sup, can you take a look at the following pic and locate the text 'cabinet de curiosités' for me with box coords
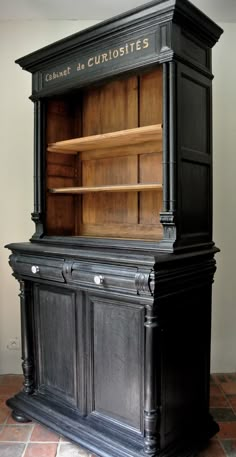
[6,1,223,456]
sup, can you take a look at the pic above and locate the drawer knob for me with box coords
[31,265,39,274]
[94,275,104,285]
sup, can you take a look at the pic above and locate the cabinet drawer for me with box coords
[68,262,137,294]
[9,254,64,283]
[64,261,153,296]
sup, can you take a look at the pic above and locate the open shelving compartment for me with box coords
[46,67,163,240]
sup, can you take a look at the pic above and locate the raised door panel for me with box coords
[87,295,144,432]
[34,285,86,412]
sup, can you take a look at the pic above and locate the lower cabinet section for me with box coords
[33,284,144,434]
[6,248,219,457]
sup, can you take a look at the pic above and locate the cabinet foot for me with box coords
[12,410,31,423]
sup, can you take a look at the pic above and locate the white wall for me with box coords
[0,20,235,374]
[0,20,98,374]
[211,23,236,372]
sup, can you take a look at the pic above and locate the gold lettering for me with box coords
[44,36,151,85]
[130,43,135,52]
[143,38,149,49]
[95,55,101,65]
[88,57,94,67]
[102,53,108,63]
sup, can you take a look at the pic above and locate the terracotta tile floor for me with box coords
[1,374,236,456]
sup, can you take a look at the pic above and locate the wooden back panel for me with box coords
[139,68,163,231]
[45,68,163,240]
[46,99,77,235]
[80,77,139,237]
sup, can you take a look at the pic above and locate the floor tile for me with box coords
[0,424,32,442]
[30,424,60,442]
[228,396,236,413]
[221,383,236,396]
[24,442,58,457]
[211,396,229,408]
[218,422,236,439]
[211,408,236,422]
[0,385,20,396]
[225,375,236,383]
[0,408,9,424]
[0,443,26,457]
[0,375,23,386]
[58,443,95,456]
[221,439,236,456]
[213,374,229,384]
[211,384,225,396]
[196,440,226,457]
[0,399,10,410]
[210,385,229,408]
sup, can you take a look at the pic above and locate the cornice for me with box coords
[15,0,223,73]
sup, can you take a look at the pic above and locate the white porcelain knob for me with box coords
[31,265,39,274]
[94,275,104,285]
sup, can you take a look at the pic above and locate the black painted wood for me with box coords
[5,1,223,456]
[90,296,144,431]
[6,243,219,456]
[34,285,79,408]
[11,410,31,423]
[18,280,34,395]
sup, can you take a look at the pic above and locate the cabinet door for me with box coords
[86,294,145,433]
[34,284,86,413]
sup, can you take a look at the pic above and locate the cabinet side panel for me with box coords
[46,99,77,235]
[89,297,144,431]
[34,285,78,408]
[160,286,212,448]
[177,64,212,246]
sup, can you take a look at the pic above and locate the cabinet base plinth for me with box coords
[6,392,218,457]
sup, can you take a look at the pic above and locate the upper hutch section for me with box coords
[16,0,223,252]
[45,68,163,240]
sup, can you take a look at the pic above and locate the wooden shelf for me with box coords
[47,124,162,154]
[49,183,162,194]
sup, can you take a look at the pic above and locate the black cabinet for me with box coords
[6,1,223,456]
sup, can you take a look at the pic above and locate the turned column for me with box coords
[144,300,161,456]
[31,99,45,239]
[19,280,34,394]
